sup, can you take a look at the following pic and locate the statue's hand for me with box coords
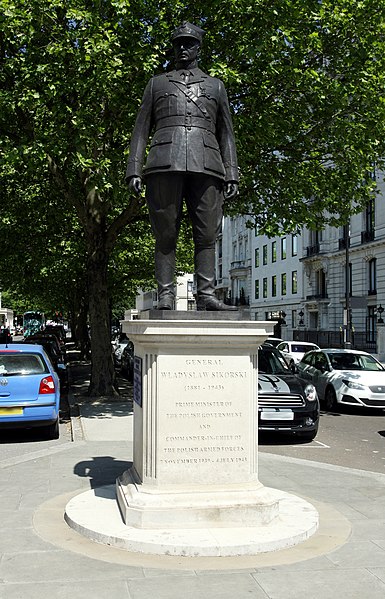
[128,176,142,195]
[223,182,239,201]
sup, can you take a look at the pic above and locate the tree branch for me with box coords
[105,195,145,253]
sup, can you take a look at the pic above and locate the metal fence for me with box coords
[293,329,377,353]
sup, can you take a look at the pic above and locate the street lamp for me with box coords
[298,310,304,326]
[344,219,352,349]
[376,304,384,324]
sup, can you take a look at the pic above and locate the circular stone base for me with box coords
[65,485,319,557]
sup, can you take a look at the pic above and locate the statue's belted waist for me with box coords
[155,115,216,134]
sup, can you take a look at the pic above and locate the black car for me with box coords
[23,337,68,389]
[258,344,320,441]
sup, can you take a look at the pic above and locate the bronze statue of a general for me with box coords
[126,22,238,310]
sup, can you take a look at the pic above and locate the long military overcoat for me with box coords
[125,67,238,183]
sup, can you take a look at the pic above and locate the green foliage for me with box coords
[1,0,384,305]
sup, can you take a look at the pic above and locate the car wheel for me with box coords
[43,418,60,440]
[324,386,337,411]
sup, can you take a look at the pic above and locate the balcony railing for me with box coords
[306,244,320,257]
[230,259,251,270]
[338,237,350,250]
[361,230,375,244]
[306,293,329,301]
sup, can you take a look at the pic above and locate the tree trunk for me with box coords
[87,233,118,397]
[74,299,90,360]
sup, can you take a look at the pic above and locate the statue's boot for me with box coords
[155,250,175,310]
[195,248,237,311]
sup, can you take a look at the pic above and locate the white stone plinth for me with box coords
[116,319,278,531]
[65,483,319,557]
[65,317,319,556]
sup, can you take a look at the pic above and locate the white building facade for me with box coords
[217,174,385,351]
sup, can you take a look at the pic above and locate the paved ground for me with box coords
[0,350,385,598]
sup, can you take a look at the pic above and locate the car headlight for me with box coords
[342,379,366,390]
[304,384,317,402]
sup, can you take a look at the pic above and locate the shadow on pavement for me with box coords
[73,455,132,490]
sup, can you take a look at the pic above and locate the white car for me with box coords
[112,333,130,367]
[277,341,320,367]
[297,348,385,410]
[265,337,283,348]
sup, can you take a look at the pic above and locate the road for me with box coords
[2,402,384,474]
[259,405,385,474]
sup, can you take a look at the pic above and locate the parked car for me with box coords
[0,343,60,439]
[277,341,320,367]
[296,348,385,410]
[44,324,67,346]
[27,332,65,361]
[23,338,68,389]
[112,333,130,368]
[258,344,320,441]
[120,341,135,381]
[265,337,283,348]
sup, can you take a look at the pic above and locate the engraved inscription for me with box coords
[158,355,252,476]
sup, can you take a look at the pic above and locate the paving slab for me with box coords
[1,355,385,598]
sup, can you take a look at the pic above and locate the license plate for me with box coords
[260,410,294,421]
[0,407,23,416]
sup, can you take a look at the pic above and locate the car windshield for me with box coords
[328,353,384,371]
[259,349,290,374]
[291,344,316,353]
[0,353,47,376]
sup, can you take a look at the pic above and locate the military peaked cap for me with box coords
[171,21,205,44]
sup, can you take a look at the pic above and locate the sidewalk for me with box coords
[0,352,385,598]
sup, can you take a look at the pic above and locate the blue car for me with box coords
[0,344,60,439]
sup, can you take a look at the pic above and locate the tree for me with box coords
[1,0,384,395]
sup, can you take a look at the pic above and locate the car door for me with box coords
[277,342,289,362]
[311,352,330,400]
[297,351,316,381]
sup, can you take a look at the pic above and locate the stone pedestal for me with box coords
[65,314,319,557]
[116,317,275,529]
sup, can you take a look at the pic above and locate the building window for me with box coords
[281,273,287,295]
[272,241,277,263]
[272,275,277,297]
[367,306,377,343]
[232,243,237,261]
[292,234,298,256]
[281,237,287,260]
[292,309,297,328]
[217,238,222,259]
[316,270,327,297]
[263,277,267,298]
[263,244,267,265]
[369,258,377,294]
[255,248,259,268]
[254,280,259,299]
[291,271,298,294]
[366,199,375,233]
